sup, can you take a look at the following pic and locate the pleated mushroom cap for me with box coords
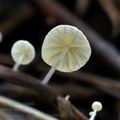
[42,25,91,72]
[11,40,35,65]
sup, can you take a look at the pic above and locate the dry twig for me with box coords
[0,83,100,100]
[99,0,120,35]
[37,63,120,99]
[0,65,88,120]
[0,95,58,120]
[0,110,14,120]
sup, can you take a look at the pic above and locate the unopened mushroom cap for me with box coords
[11,40,35,65]
[42,25,91,72]
[92,101,103,112]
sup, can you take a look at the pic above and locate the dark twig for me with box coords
[0,65,88,120]
[0,95,58,120]
[0,83,100,100]
[0,83,41,99]
[37,63,120,99]
[52,84,101,99]
[0,110,14,120]
[0,65,58,102]
[99,0,120,36]
[57,96,88,120]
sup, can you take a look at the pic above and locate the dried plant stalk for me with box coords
[99,0,120,35]
[0,95,58,120]
[0,65,88,120]
[0,110,14,120]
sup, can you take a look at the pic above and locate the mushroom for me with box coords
[11,40,35,71]
[89,101,103,120]
[41,25,91,84]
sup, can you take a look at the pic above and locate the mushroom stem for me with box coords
[13,55,24,71]
[42,48,68,84]
[42,66,56,84]
[65,95,70,101]
[89,111,96,120]
[89,101,102,120]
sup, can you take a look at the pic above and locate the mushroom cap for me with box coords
[11,40,35,65]
[92,101,103,112]
[42,25,91,72]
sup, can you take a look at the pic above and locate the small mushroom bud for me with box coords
[89,101,103,120]
[64,95,70,101]
[11,40,35,71]
[41,25,91,84]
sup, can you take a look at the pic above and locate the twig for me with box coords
[0,95,58,120]
[0,110,14,120]
[31,0,120,73]
[0,83,101,100]
[99,0,120,36]
[57,96,88,120]
[58,71,120,98]
[52,84,101,99]
[0,65,88,120]
[37,63,120,99]
[0,83,41,100]
[0,65,58,102]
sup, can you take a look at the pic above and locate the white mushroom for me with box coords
[89,101,103,120]
[11,40,35,71]
[41,25,91,84]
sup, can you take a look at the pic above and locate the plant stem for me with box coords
[0,95,58,120]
